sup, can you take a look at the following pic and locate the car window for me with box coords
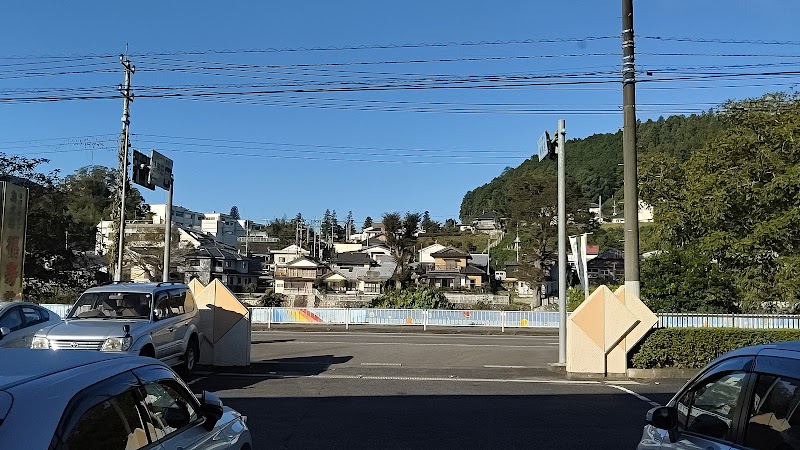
[745,374,800,449]
[678,371,747,441]
[21,306,46,327]
[168,290,186,316]
[0,307,23,332]
[153,292,172,319]
[60,389,150,450]
[140,380,198,440]
[69,292,152,319]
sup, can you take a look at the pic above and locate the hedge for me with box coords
[629,328,800,369]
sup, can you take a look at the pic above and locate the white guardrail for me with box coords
[39,305,800,330]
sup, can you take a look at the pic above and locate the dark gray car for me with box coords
[31,282,201,373]
[639,340,800,449]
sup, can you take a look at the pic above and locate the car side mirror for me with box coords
[0,327,9,341]
[646,406,677,431]
[197,390,224,431]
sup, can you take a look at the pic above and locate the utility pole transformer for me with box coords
[622,0,641,299]
[114,55,134,282]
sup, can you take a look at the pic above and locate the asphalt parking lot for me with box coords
[189,330,686,449]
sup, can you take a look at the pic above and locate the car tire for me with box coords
[181,337,199,375]
[139,346,155,358]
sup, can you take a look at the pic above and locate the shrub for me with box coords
[629,328,800,369]
[260,291,286,307]
[370,286,451,309]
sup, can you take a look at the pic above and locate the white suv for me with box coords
[31,282,201,374]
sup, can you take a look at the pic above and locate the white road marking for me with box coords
[252,331,557,340]
[271,341,557,348]
[606,384,660,407]
[360,362,402,366]
[483,365,541,369]
[187,376,207,386]
[197,371,602,385]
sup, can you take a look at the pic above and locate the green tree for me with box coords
[363,216,373,229]
[382,211,421,289]
[639,93,800,312]
[229,205,240,220]
[370,286,451,309]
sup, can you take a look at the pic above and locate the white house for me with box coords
[418,243,446,264]
[271,244,310,267]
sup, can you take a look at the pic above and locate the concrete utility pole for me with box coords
[557,119,567,365]
[114,55,134,282]
[622,0,641,299]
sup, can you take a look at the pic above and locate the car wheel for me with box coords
[181,337,199,375]
[139,346,155,358]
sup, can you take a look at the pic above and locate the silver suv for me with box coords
[31,282,201,373]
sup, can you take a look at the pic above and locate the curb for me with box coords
[626,368,699,379]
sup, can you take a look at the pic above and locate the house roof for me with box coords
[286,256,320,268]
[469,253,489,268]
[186,246,255,261]
[431,246,470,258]
[330,252,373,266]
[463,264,487,275]
[420,243,446,253]
[593,248,624,260]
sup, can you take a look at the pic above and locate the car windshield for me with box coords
[68,292,152,319]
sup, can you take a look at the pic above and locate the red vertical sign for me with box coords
[0,182,28,301]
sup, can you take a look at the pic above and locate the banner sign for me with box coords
[0,182,29,300]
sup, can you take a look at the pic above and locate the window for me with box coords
[140,380,198,440]
[745,374,800,449]
[154,292,171,319]
[0,307,23,332]
[168,291,186,316]
[225,261,232,268]
[21,306,46,326]
[677,371,748,441]
[61,389,150,450]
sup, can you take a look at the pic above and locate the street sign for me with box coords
[537,131,554,161]
[148,150,173,190]
[132,150,154,190]
[0,182,28,301]
[237,236,279,243]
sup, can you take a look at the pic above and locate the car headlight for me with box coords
[31,336,50,349]
[101,337,132,352]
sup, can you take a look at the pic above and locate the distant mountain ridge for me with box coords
[459,112,726,221]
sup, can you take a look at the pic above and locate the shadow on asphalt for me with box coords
[196,354,353,380]
[251,338,297,344]
[218,393,668,449]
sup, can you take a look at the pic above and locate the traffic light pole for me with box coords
[162,176,174,282]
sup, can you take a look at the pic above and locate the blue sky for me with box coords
[1,1,798,225]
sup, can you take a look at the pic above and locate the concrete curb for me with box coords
[626,368,699,379]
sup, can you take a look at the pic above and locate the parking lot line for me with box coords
[606,384,660,407]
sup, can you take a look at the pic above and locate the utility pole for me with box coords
[114,55,134,282]
[622,0,641,299]
[557,119,567,365]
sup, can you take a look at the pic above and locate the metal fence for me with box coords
[38,304,800,331]
[657,313,800,329]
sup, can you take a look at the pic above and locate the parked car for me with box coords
[0,301,62,348]
[31,282,201,373]
[638,340,800,449]
[0,348,251,449]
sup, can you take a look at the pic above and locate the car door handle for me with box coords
[167,327,175,332]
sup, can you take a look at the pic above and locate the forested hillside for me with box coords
[459,112,725,221]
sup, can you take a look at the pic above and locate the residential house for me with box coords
[183,246,261,291]
[274,256,321,295]
[610,202,654,224]
[418,243,447,265]
[472,214,498,232]
[420,246,487,290]
[361,244,392,262]
[333,242,363,254]
[586,248,625,282]
[322,253,396,294]
[270,244,310,269]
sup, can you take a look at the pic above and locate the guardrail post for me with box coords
[346,308,350,330]
[268,307,272,329]
[501,310,505,333]
[424,309,428,331]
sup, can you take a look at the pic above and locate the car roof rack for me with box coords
[156,281,184,287]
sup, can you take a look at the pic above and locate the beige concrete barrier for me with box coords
[567,285,657,376]
[189,278,251,366]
